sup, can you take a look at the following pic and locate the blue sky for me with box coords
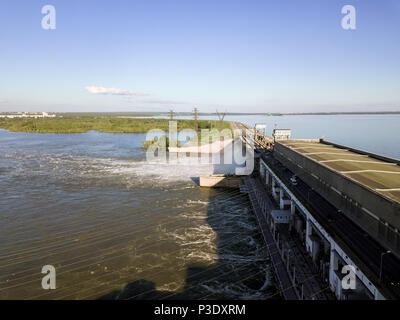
[0,0,399,113]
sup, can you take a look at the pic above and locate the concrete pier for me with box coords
[199,175,243,188]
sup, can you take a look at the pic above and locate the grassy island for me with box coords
[0,115,231,134]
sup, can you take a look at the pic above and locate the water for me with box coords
[0,130,273,300]
[160,114,400,159]
[0,114,398,300]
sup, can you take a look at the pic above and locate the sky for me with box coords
[0,0,399,113]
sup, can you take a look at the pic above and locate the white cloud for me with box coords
[84,86,148,96]
[141,99,186,105]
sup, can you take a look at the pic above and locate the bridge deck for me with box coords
[279,140,400,203]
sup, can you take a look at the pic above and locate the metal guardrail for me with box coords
[238,126,273,150]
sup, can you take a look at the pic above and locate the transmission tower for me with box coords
[216,109,227,130]
[193,107,198,132]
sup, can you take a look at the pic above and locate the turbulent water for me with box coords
[0,130,276,300]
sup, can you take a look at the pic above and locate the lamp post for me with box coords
[379,250,391,283]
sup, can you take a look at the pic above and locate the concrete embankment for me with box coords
[199,175,243,188]
[169,139,233,154]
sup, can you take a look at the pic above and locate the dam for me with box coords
[0,122,399,300]
[236,125,400,300]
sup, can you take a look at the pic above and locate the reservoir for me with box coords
[160,114,400,159]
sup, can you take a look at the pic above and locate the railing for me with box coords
[237,124,273,150]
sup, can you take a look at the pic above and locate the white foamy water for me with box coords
[0,130,276,300]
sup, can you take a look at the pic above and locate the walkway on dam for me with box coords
[244,177,298,300]
[244,177,334,300]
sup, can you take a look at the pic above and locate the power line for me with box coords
[0,189,244,268]
[51,231,267,300]
[0,191,247,286]
[4,191,261,299]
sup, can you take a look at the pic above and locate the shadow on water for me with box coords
[0,131,282,300]
[98,185,279,300]
[189,177,200,186]
[95,142,280,300]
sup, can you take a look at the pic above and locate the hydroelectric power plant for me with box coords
[232,123,400,300]
[0,120,399,300]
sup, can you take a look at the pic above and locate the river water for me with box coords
[160,114,400,159]
[0,129,273,300]
[0,114,398,300]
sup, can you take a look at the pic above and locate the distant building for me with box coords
[0,112,56,119]
[273,129,291,140]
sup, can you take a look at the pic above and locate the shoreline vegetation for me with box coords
[1,110,397,133]
[0,116,231,134]
[141,136,182,150]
